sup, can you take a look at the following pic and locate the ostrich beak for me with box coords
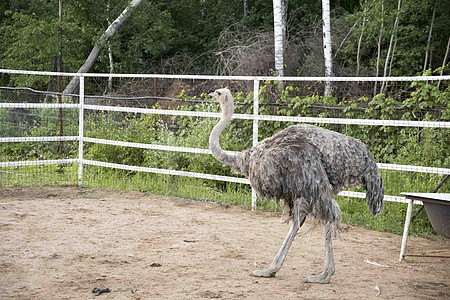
[209,91,218,98]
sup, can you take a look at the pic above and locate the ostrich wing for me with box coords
[248,139,340,223]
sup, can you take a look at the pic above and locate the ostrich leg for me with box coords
[303,222,335,284]
[252,216,305,277]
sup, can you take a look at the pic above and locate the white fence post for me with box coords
[251,79,260,210]
[78,75,85,186]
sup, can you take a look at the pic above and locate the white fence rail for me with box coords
[1,69,449,207]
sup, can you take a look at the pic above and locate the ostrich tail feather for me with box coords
[364,155,384,215]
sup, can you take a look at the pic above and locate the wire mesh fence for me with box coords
[0,72,79,187]
[1,70,449,216]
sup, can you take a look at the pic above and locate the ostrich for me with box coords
[208,88,384,284]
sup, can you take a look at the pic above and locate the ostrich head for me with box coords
[209,88,234,117]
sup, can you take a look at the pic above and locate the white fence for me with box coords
[1,69,450,208]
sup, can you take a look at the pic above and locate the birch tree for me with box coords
[387,34,397,77]
[437,37,450,88]
[273,0,284,77]
[373,2,384,97]
[322,0,332,96]
[243,0,249,17]
[423,7,436,73]
[63,0,143,95]
[380,0,402,94]
[106,0,114,92]
[356,2,368,77]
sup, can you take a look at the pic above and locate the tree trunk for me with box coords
[107,44,114,92]
[322,0,332,96]
[63,0,143,95]
[107,0,114,93]
[380,0,402,94]
[58,0,64,154]
[423,7,436,73]
[243,0,249,17]
[281,0,288,39]
[356,3,367,77]
[273,0,284,77]
[373,3,384,97]
[388,37,397,77]
[334,17,360,60]
[437,36,450,88]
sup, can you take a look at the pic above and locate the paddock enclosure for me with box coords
[1,186,449,299]
[1,70,449,298]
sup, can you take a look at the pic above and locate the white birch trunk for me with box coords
[437,37,450,88]
[322,0,332,96]
[334,18,359,59]
[374,3,384,97]
[356,4,367,77]
[107,44,114,92]
[107,0,114,92]
[243,0,248,17]
[273,0,284,77]
[423,7,435,73]
[380,0,401,94]
[388,37,397,76]
[63,0,143,95]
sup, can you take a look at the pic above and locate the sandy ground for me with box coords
[0,186,449,300]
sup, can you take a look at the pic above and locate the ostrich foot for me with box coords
[251,269,276,278]
[303,269,333,284]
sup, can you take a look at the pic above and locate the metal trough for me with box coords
[404,193,450,239]
[399,193,450,261]
[422,197,450,239]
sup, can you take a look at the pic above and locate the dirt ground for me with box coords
[0,186,449,300]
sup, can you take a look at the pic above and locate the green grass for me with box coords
[82,165,253,207]
[0,164,78,187]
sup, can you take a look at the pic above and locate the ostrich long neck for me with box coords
[209,101,237,168]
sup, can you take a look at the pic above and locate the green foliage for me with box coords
[0,12,58,87]
[85,111,161,165]
[338,0,450,76]
[0,104,78,161]
[2,0,446,78]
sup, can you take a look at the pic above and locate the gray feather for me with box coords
[234,124,383,224]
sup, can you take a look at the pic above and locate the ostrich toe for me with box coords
[303,269,333,284]
[251,269,276,278]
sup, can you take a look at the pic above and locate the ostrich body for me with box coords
[209,88,384,284]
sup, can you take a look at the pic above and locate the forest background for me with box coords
[1,0,449,80]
